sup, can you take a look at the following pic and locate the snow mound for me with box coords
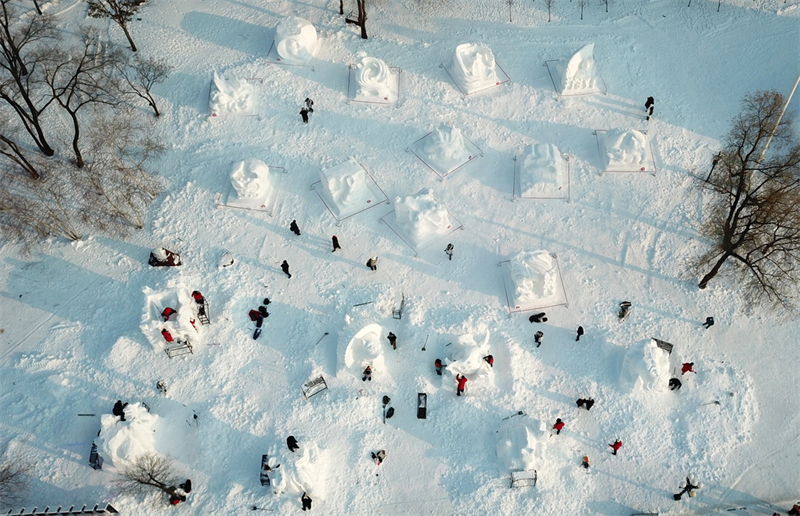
[97,402,159,467]
[230,159,272,200]
[272,439,326,499]
[141,287,199,350]
[519,143,567,197]
[444,330,492,378]
[510,251,558,305]
[319,158,374,217]
[421,124,471,172]
[560,43,601,94]
[209,71,255,116]
[604,128,648,170]
[394,188,453,245]
[343,323,386,378]
[275,17,317,65]
[355,53,392,99]
[620,339,671,393]
[450,43,499,94]
[496,419,548,474]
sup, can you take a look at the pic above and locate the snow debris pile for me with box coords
[97,403,159,468]
[450,43,499,94]
[519,143,567,197]
[274,17,317,65]
[620,339,671,393]
[496,419,549,474]
[604,128,649,170]
[421,123,471,172]
[444,331,492,379]
[343,323,386,378]
[142,287,200,350]
[319,158,375,217]
[394,188,453,246]
[271,439,326,500]
[510,250,558,305]
[209,71,255,116]
[559,43,601,95]
[354,52,394,99]
[230,159,272,201]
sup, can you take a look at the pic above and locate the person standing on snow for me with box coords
[290,220,301,236]
[576,398,594,410]
[702,317,715,329]
[444,243,454,260]
[371,450,386,465]
[645,96,655,120]
[304,98,314,113]
[281,260,292,279]
[434,359,443,376]
[581,456,590,469]
[456,374,468,396]
[576,326,585,341]
[300,107,309,124]
[331,235,341,252]
[387,332,397,350]
[287,435,300,452]
[681,362,695,375]
[362,366,372,382]
[609,439,622,455]
[301,492,312,511]
[161,307,176,321]
[534,331,544,347]
[366,257,378,271]
[552,418,565,435]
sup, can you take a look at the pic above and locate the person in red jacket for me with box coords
[553,418,565,435]
[483,355,494,367]
[456,374,468,396]
[161,307,176,321]
[434,359,443,376]
[161,329,174,343]
[681,362,695,374]
[609,440,622,455]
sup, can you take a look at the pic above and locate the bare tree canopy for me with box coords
[86,0,146,52]
[696,90,800,311]
[117,55,172,117]
[0,454,33,509]
[114,453,181,503]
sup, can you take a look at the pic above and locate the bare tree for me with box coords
[603,0,608,13]
[695,90,800,310]
[0,134,39,179]
[117,55,172,117]
[507,0,514,22]
[0,455,33,509]
[41,31,123,168]
[545,0,553,22]
[114,453,181,503]
[0,2,57,156]
[578,0,586,19]
[86,0,146,52]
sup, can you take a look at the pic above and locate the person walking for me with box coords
[552,418,565,435]
[576,326,585,341]
[331,235,341,252]
[287,435,300,452]
[300,107,309,123]
[444,243,454,260]
[456,374,468,396]
[281,260,292,278]
[534,331,544,347]
[366,257,378,271]
[528,312,547,323]
[301,492,312,511]
[702,317,715,329]
[304,98,314,113]
[581,456,590,469]
[609,439,622,455]
[387,332,397,350]
[434,358,443,376]
[645,96,655,120]
[290,220,301,236]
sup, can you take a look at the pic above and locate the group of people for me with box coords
[158,290,207,345]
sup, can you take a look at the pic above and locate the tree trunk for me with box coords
[32,0,42,14]
[67,109,84,168]
[0,134,40,179]
[698,253,731,289]
[339,0,344,15]
[121,23,138,52]
[357,0,367,39]
[1,95,55,156]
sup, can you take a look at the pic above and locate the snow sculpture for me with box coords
[444,331,492,378]
[451,43,499,94]
[394,189,452,245]
[209,71,255,115]
[560,43,600,94]
[97,403,159,467]
[230,159,272,199]
[604,128,648,170]
[271,439,326,499]
[355,53,392,99]
[510,251,558,304]
[320,158,371,216]
[421,124,470,172]
[275,17,317,65]
[496,419,548,473]
[343,323,386,378]
[142,287,196,349]
[519,143,567,197]
[620,339,671,393]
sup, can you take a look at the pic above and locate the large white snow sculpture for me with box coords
[450,43,499,94]
[97,403,159,467]
[444,331,492,378]
[271,439,326,499]
[142,287,197,350]
[496,419,549,474]
[421,124,471,172]
[343,323,386,378]
[510,251,558,305]
[620,339,671,393]
[560,43,600,94]
[209,71,255,116]
[604,128,649,170]
[319,158,374,217]
[394,189,453,245]
[230,159,272,200]
[355,53,393,99]
[519,143,567,197]
[274,17,317,65]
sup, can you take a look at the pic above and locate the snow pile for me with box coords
[510,250,558,305]
[354,53,393,99]
[450,43,499,94]
[209,71,255,116]
[274,17,317,65]
[620,339,671,393]
[496,419,548,474]
[230,159,272,200]
[560,43,601,94]
[519,143,567,197]
[421,123,471,172]
[343,323,386,378]
[97,403,159,468]
[394,188,453,245]
[444,331,492,378]
[319,158,373,217]
[271,439,326,499]
[604,128,648,170]
[141,287,198,350]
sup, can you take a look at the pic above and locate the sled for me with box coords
[417,393,427,419]
[302,376,328,399]
[393,293,405,320]
[510,470,537,488]
[165,340,193,359]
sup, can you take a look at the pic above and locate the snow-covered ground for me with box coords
[1,0,799,514]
